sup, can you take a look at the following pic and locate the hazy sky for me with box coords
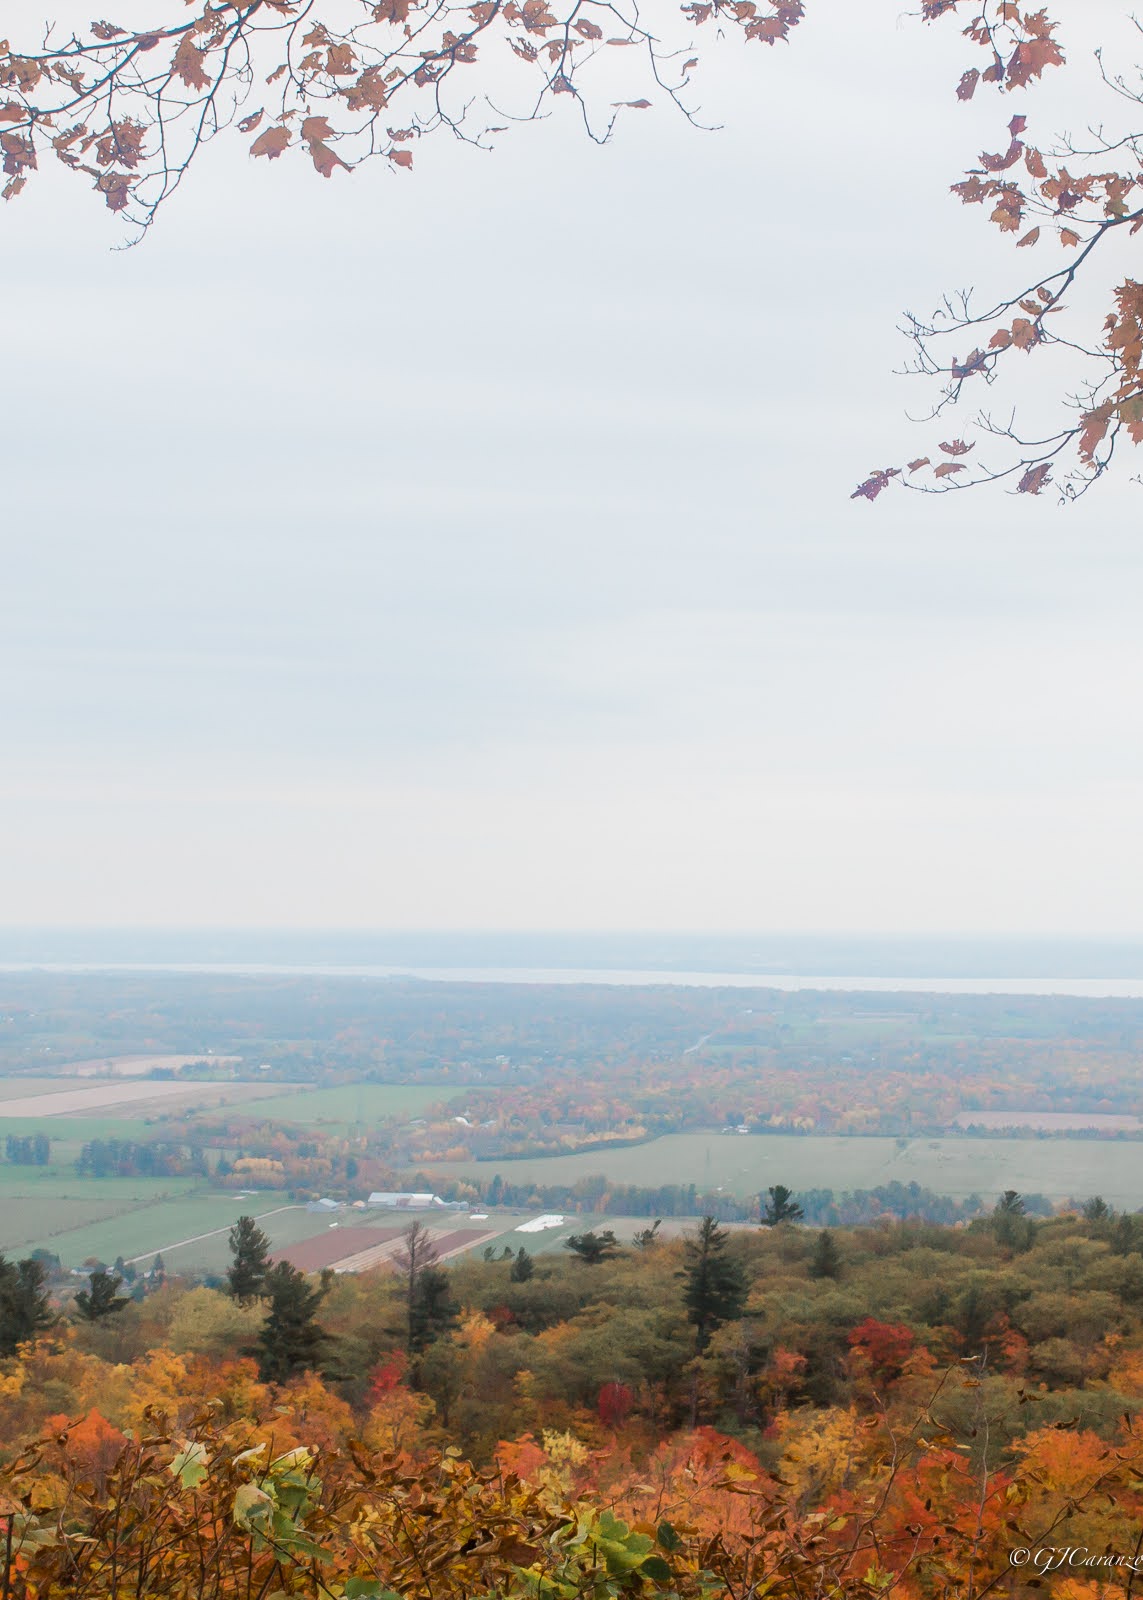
[4,0,1143,935]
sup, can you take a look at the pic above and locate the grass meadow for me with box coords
[427,1132,1143,1209]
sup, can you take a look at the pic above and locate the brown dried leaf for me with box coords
[1077,402,1112,463]
[309,139,349,177]
[1017,462,1051,494]
[850,468,899,502]
[250,124,290,159]
[173,34,211,91]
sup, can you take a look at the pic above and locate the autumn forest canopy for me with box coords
[2,977,1143,1594]
[5,1,1143,498]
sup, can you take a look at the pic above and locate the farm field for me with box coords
[0,1079,274,1118]
[61,1054,242,1076]
[276,1221,503,1274]
[15,1192,347,1273]
[0,1172,203,1255]
[235,1083,463,1129]
[0,1115,165,1141]
[0,1078,84,1099]
[426,1132,1143,1208]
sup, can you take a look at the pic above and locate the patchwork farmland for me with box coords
[276,1223,501,1274]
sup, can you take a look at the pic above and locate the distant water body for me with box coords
[4,962,1143,998]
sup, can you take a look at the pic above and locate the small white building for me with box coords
[307,1197,342,1213]
[367,1191,439,1209]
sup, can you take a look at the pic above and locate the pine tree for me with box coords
[992,1190,1033,1251]
[395,1221,439,1356]
[509,1247,534,1282]
[809,1230,841,1279]
[681,1216,747,1354]
[226,1214,272,1302]
[410,1265,459,1353]
[763,1185,804,1226]
[74,1268,129,1322]
[0,1254,54,1354]
[563,1230,620,1264]
[254,1261,330,1382]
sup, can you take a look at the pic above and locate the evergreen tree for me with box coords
[254,1261,330,1382]
[809,1229,841,1280]
[763,1185,804,1226]
[681,1216,747,1354]
[395,1220,440,1357]
[992,1190,1033,1251]
[509,1247,534,1282]
[563,1230,620,1265]
[74,1268,129,1322]
[410,1265,459,1353]
[1082,1195,1113,1223]
[633,1220,662,1249]
[0,1254,54,1355]
[226,1214,272,1302]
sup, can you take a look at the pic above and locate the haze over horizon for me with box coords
[4,928,1143,982]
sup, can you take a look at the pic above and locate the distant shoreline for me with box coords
[4,962,1143,998]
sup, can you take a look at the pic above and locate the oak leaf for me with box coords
[939,439,973,455]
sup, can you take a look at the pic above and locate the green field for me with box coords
[13,1192,339,1271]
[0,1137,207,1256]
[232,1082,462,1129]
[0,1115,169,1141]
[426,1132,1143,1209]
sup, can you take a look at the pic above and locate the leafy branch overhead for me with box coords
[4,2,1143,495]
[0,0,807,231]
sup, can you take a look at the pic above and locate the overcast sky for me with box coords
[4,0,1143,935]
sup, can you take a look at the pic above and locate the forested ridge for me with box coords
[3,1201,1143,1597]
